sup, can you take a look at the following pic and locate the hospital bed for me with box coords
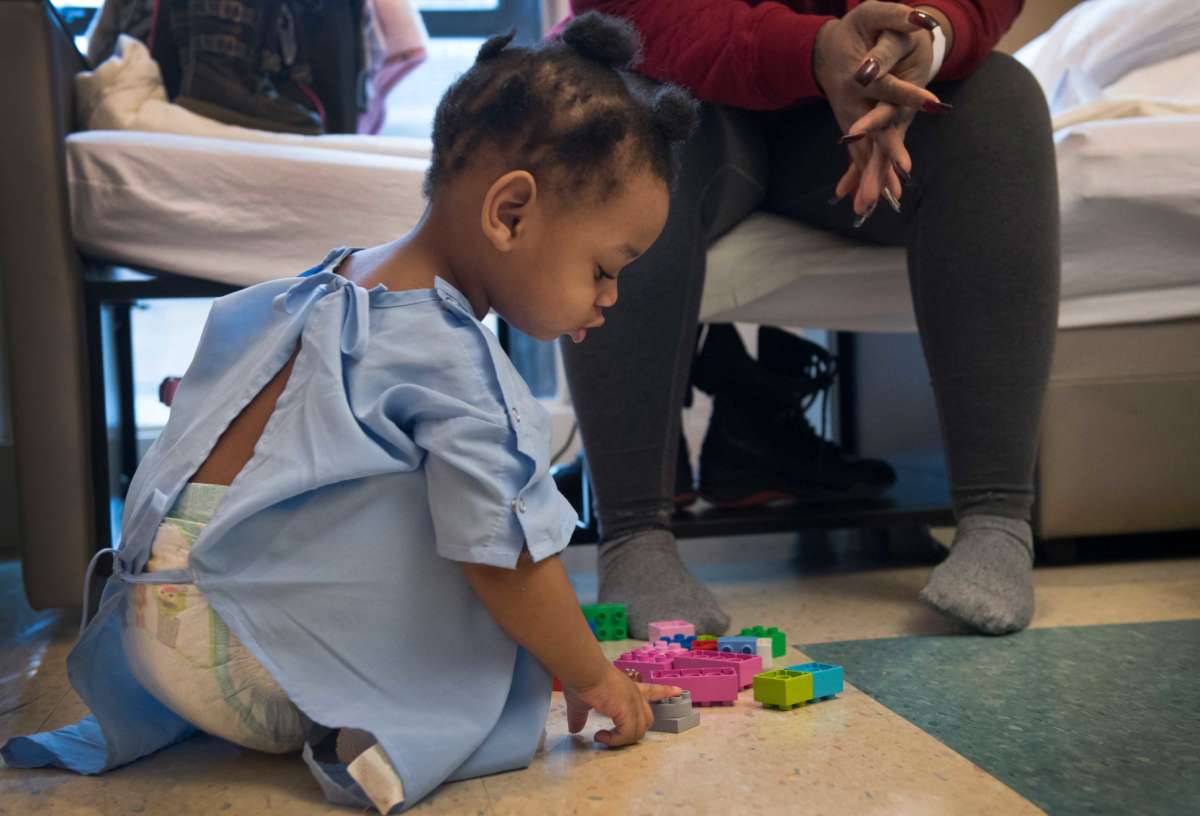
[3,0,1198,607]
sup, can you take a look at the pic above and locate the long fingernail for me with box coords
[852,202,878,228]
[908,10,938,30]
[881,188,902,213]
[837,132,867,145]
[827,193,843,206]
[922,100,954,114]
[854,57,881,86]
[893,163,912,185]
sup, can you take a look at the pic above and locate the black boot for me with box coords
[695,325,895,507]
[170,0,322,134]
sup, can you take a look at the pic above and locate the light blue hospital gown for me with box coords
[0,249,578,810]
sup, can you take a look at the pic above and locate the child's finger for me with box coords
[594,715,639,748]
[639,683,685,701]
[566,699,590,734]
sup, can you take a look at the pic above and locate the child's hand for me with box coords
[564,666,684,747]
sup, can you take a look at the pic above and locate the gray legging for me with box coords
[562,52,1062,541]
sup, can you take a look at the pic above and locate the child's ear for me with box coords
[481,170,538,252]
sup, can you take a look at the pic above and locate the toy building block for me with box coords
[673,650,763,689]
[753,669,814,711]
[692,638,718,651]
[756,638,774,669]
[649,691,700,733]
[696,634,718,641]
[647,620,695,641]
[739,626,787,658]
[645,642,686,655]
[649,667,738,706]
[718,636,760,655]
[786,662,844,700]
[651,691,695,720]
[614,650,675,678]
[580,603,628,641]
[659,634,696,650]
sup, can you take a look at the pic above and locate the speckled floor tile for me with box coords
[4,541,1198,815]
[483,664,1039,815]
[0,562,77,740]
[642,547,1200,646]
[0,732,493,815]
[805,621,1200,815]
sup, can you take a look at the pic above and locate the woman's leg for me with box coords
[561,96,769,638]
[763,53,1061,634]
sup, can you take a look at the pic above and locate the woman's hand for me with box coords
[813,1,948,217]
[564,665,683,747]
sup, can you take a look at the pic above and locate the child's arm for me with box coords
[462,552,681,747]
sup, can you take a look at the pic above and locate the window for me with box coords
[53,0,544,56]
[69,0,560,459]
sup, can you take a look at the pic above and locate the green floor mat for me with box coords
[804,620,1200,815]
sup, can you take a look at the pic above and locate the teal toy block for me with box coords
[752,669,814,711]
[718,636,759,655]
[787,662,844,700]
[739,625,787,658]
[580,603,628,641]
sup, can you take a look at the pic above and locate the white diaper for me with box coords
[121,483,307,753]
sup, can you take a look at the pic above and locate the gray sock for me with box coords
[919,514,1035,635]
[598,528,732,640]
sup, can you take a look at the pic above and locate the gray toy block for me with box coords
[650,710,700,733]
[650,691,693,720]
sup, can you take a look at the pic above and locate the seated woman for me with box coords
[561,0,1060,637]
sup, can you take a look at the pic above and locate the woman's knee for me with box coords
[974,52,1050,123]
[921,52,1056,181]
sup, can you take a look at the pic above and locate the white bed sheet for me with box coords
[70,108,1200,332]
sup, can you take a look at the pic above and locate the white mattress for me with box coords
[68,108,1200,332]
[66,0,1200,332]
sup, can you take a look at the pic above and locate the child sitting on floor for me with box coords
[1,13,696,813]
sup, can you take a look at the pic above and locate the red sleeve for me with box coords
[570,0,837,111]
[846,0,1024,80]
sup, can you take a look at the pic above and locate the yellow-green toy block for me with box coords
[752,669,814,711]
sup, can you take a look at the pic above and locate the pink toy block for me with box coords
[673,649,763,689]
[613,650,675,679]
[649,667,738,706]
[647,620,695,641]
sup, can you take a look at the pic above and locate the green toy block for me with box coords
[580,603,628,641]
[739,625,787,658]
[752,669,814,711]
[696,634,718,641]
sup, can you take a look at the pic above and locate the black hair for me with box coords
[423,12,699,201]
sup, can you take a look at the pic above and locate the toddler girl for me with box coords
[1,13,697,813]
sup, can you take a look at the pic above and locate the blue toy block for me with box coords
[659,634,696,649]
[787,662,844,700]
[717,636,759,656]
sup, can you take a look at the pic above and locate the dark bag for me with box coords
[87,0,366,134]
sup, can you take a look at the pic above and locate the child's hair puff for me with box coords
[424,12,698,201]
